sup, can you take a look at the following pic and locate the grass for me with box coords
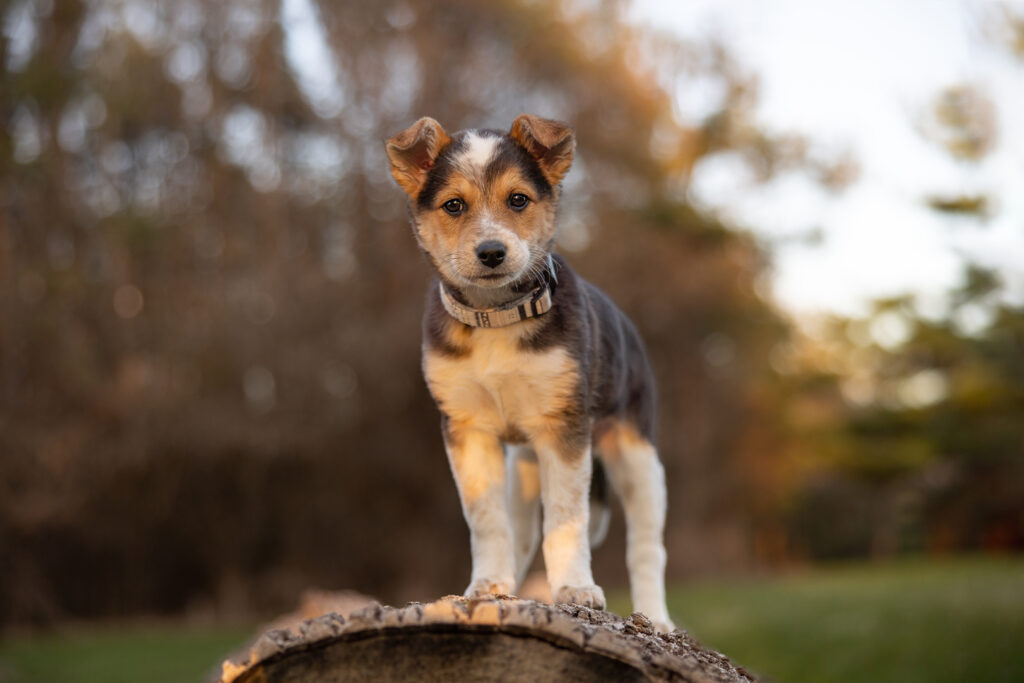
[608,555,1024,683]
[0,622,253,683]
[1,556,1021,683]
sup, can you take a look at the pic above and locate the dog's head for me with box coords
[385,114,574,290]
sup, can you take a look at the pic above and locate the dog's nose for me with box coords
[476,241,507,269]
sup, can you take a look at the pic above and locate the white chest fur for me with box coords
[423,327,577,438]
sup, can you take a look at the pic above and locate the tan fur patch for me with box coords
[597,420,651,461]
[424,324,579,444]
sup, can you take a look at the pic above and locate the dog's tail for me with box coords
[589,457,611,548]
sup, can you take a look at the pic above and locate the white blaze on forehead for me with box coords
[457,132,499,176]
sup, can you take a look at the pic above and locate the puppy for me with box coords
[385,114,673,630]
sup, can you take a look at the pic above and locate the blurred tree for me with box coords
[986,2,1024,59]
[919,83,997,219]
[921,84,997,163]
[773,5,1024,560]
[774,261,1024,558]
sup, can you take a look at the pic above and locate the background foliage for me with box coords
[1,0,1021,629]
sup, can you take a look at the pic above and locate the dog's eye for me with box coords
[442,198,465,216]
[508,193,530,210]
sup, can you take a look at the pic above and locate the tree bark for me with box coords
[217,596,754,682]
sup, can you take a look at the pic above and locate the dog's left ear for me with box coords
[509,114,577,185]
[509,114,576,186]
[386,117,451,197]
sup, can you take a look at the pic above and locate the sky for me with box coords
[629,0,1024,319]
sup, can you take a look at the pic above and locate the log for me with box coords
[217,596,754,682]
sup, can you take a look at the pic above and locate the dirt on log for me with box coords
[217,595,754,682]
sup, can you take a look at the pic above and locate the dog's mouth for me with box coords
[457,255,548,290]
[445,249,534,289]
[465,268,528,289]
[457,265,520,287]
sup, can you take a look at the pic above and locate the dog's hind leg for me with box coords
[506,444,542,590]
[588,457,611,549]
[600,421,674,631]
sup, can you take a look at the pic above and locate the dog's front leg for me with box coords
[535,433,606,609]
[443,419,516,598]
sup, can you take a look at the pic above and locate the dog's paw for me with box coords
[653,618,677,633]
[553,584,606,609]
[626,610,675,634]
[634,606,676,633]
[464,578,514,599]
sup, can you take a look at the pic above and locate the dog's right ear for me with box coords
[385,117,451,197]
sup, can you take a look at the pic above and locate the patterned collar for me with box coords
[439,255,557,328]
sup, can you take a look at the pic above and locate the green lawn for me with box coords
[0,623,253,683]
[609,555,1024,683]
[1,557,1021,683]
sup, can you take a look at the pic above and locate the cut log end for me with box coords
[217,596,755,682]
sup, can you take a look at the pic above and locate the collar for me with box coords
[439,255,558,328]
